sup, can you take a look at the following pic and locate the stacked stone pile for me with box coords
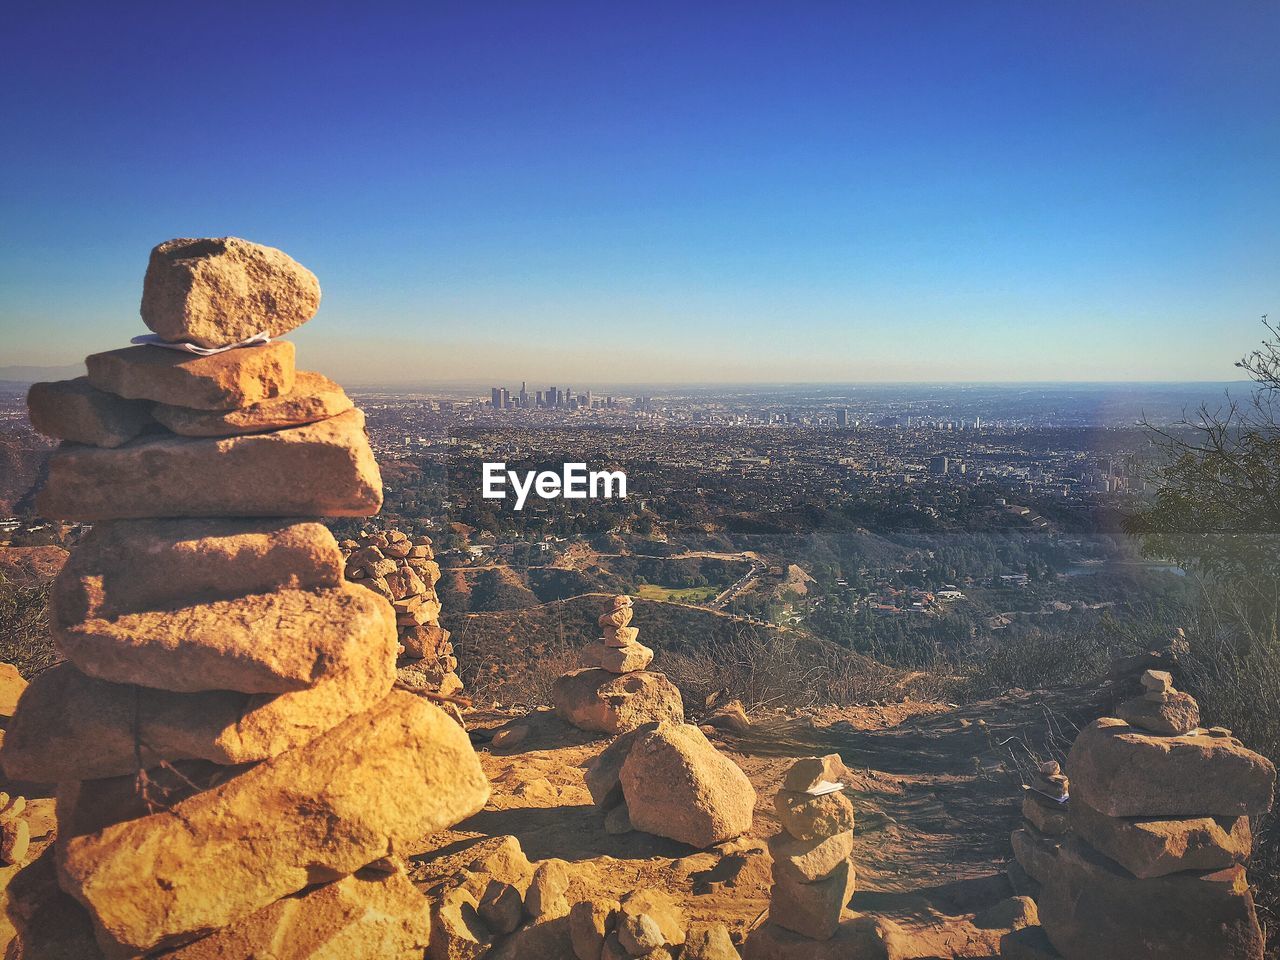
[2,237,491,957]
[553,595,685,734]
[1006,667,1276,960]
[1008,760,1070,895]
[745,756,904,960]
[339,528,461,696]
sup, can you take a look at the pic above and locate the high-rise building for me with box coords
[490,387,501,408]
[929,455,949,476]
[836,408,849,427]
[519,381,528,407]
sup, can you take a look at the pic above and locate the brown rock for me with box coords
[585,723,658,809]
[782,755,849,793]
[477,879,524,935]
[997,925,1061,960]
[2,616,394,780]
[618,912,666,954]
[1069,797,1252,879]
[619,722,756,848]
[1010,825,1062,886]
[599,607,634,630]
[618,889,684,948]
[141,237,321,348]
[0,662,27,718]
[770,859,855,940]
[707,700,751,733]
[582,641,654,673]
[682,923,741,960]
[86,341,295,410]
[602,626,639,647]
[552,669,684,734]
[768,830,854,884]
[525,859,571,921]
[26,378,153,448]
[59,691,490,956]
[54,581,396,694]
[1021,792,1069,835]
[52,518,344,622]
[153,370,353,437]
[428,886,492,960]
[402,623,451,660]
[743,914,905,960]
[158,870,431,960]
[1115,690,1200,736]
[1,818,31,866]
[774,789,855,842]
[1038,837,1263,960]
[570,898,619,960]
[1067,717,1276,817]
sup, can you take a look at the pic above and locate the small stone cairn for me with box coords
[553,595,685,734]
[3,237,491,957]
[339,528,461,697]
[1005,664,1277,960]
[745,755,902,959]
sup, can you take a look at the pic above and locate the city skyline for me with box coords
[2,2,1277,383]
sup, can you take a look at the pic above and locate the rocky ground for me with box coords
[412,683,1108,958]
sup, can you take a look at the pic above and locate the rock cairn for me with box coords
[1006,667,1276,960]
[553,595,685,734]
[4,237,491,958]
[339,528,461,697]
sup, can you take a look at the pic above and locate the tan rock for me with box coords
[428,886,492,960]
[54,581,396,694]
[52,518,344,622]
[618,889,684,948]
[1069,797,1252,879]
[585,723,658,809]
[1021,792,1069,835]
[1010,826,1062,886]
[140,237,321,348]
[477,879,524,935]
[2,616,394,779]
[491,723,530,750]
[768,830,854,884]
[1067,717,1275,817]
[603,626,639,647]
[1,818,30,866]
[682,923,741,960]
[0,662,27,718]
[770,859,855,940]
[707,700,751,733]
[86,341,295,410]
[582,641,654,673]
[38,407,382,521]
[743,914,905,960]
[619,722,756,849]
[618,912,666,954]
[59,691,490,956]
[27,378,153,448]
[599,607,634,630]
[1115,690,1200,735]
[997,925,1060,960]
[774,789,855,842]
[782,755,849,793]
[570,897,619,960]
[158,870,430,960]
[552,669,684,734]
[1038,837,1263,960]
[153,370,353,437]
[488,915,576,960]
[525,858,571,921]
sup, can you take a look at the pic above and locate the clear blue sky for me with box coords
[1,1,1277,384]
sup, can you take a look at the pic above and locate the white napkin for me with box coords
[129,331,271,356]
[806,780,845,797]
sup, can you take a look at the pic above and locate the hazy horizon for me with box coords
[2,2,1276,383]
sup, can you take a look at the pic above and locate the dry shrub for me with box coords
[0,576,57,677]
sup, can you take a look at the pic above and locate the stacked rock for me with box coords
[746,756,902,960]
[339,528,460,696]
[3,237,490,958]
[1009,669,1276,960]
[1008,761,1070,895]
[553,595,685,734]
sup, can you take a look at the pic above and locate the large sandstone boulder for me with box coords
[157,869,430,960]
[552,668,684,734]
[769,859,855,940]
[86,341,295,410]
[140,237,322,349]
[2,617,394,780]
[618,722,756,848]
[52,518,345,622]
[1069,797,1252,880]
[1067,718,1275,818]
[1038,837,1264,960]
[58,691,490,957]
[742,914,905,960]
[37,408,382,520]
[584,724,657,810]
[26,378,154,448]
[154,371,353,437]
[53,581,396,694]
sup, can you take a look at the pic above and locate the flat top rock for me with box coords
[153,370,353,437]
[141,237,322,349]
[86,341,296,411]
[26,377,155,448]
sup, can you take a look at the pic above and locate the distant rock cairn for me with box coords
[552,595,685,734]
[339,528,462,702]
[1005,656,1276,960]
[4,237,490,957]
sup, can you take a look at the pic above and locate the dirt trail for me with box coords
[416,684,1109,957]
